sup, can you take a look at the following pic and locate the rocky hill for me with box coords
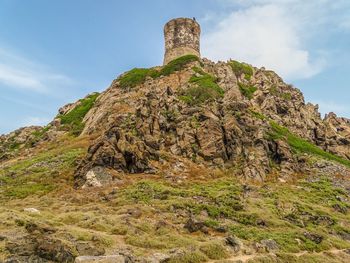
[1,55,350,263]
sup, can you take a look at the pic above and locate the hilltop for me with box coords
[0,54,350,263]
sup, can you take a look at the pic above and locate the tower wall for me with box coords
[163,18,201,65]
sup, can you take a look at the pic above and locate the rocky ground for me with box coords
[0,55,350,262]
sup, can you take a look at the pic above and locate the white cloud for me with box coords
[21,116,51,127]
[202,4,326,80]
[0,46,73,94]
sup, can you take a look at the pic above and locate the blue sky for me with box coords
[0,0,349,134]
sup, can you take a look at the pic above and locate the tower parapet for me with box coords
[163,18,201,65]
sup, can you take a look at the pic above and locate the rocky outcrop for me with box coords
[0,126,42,161]
[57,58,350,187]
[5,223,75,263]
[324,112,350,159]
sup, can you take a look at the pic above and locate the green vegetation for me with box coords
[0,137,86,199]
[199,242,229,259]
[238,82,257,99]
[159,55,199,76]
[119,55,200,89]
[118,68,159,89]
[118,175,350,256]
[269,86,292,100]
[281,92,292,100]
[1,159,350,261]
[27,125,51,147]
[229,60,254,80]
[268,121,350,168]
[250,110,267,120]
[167,251,208,263]
[58,93,99,136]
[179,67,224,105]
[124,178,245,219]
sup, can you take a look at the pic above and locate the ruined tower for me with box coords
[163,18,201,65]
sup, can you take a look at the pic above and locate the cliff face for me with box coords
[65,56,350,188]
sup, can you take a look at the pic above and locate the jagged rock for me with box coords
[257,239,279,252]
[35,237,75,263]
[324,112,350,159]
[184,217,205,233]
[146,253,171,263]
[76,242,105,256]
[82,166,112,188]
[46,57,349,186]
[303,231,323,244]
[0,126,42,160]
[225,235,243,253]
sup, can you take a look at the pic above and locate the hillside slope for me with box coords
[0,55,350,263]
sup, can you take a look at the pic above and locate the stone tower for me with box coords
[163,17,201,65]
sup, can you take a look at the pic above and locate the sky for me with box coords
[0,0,349,134]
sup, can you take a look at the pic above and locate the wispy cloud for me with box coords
[202,0,350,80]
[20,116,51,127]
[0,46,73,94]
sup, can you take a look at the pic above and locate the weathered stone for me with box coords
[303,231,323,244]
[226,235,243,253]
[82,166,112,189]
[184,217,204,233]
[75,255,126,263]
[76,242,105,256]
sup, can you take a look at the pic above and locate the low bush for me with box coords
[179,69,224,105]
[269,121,350,168]
[59,93,99,136]
[230,60,253,80]
[238,82,257,99]
[119,55,200,90]
[118,68,158,89]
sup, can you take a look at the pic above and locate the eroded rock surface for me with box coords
[73,59,350,187]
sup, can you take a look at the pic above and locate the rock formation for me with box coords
[73,57,350,188]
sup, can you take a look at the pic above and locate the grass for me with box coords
[238,82,257,99]
[123,178,247,221]
[179,67,224,105]
[250,110,267,120]
[118,55,200,89]
[160,55,199,76]
[269,86,292,100]
[4,183,55,199]
[229,60,254,80]
[58,93,99,136]
[200,242,229,259]
[268,121,350,168]
[1,167,350,260]
[167,251,208,263]
[27,125,51,146]
[118,68,159,89]
[0,136,86,199]
[228,176,350,254]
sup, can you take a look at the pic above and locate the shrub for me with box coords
[167,251,208,263]
[238,82,257,99]
[159,55,199,76]
[118,68,158,89]
[179,69,224,105]
[250,110,267,120]
[200,242,229,259]
[118,55,199,89]
[269,121,350,168]
[4,183,54,199]
[230,60,253,80]
[59,93,99,136]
